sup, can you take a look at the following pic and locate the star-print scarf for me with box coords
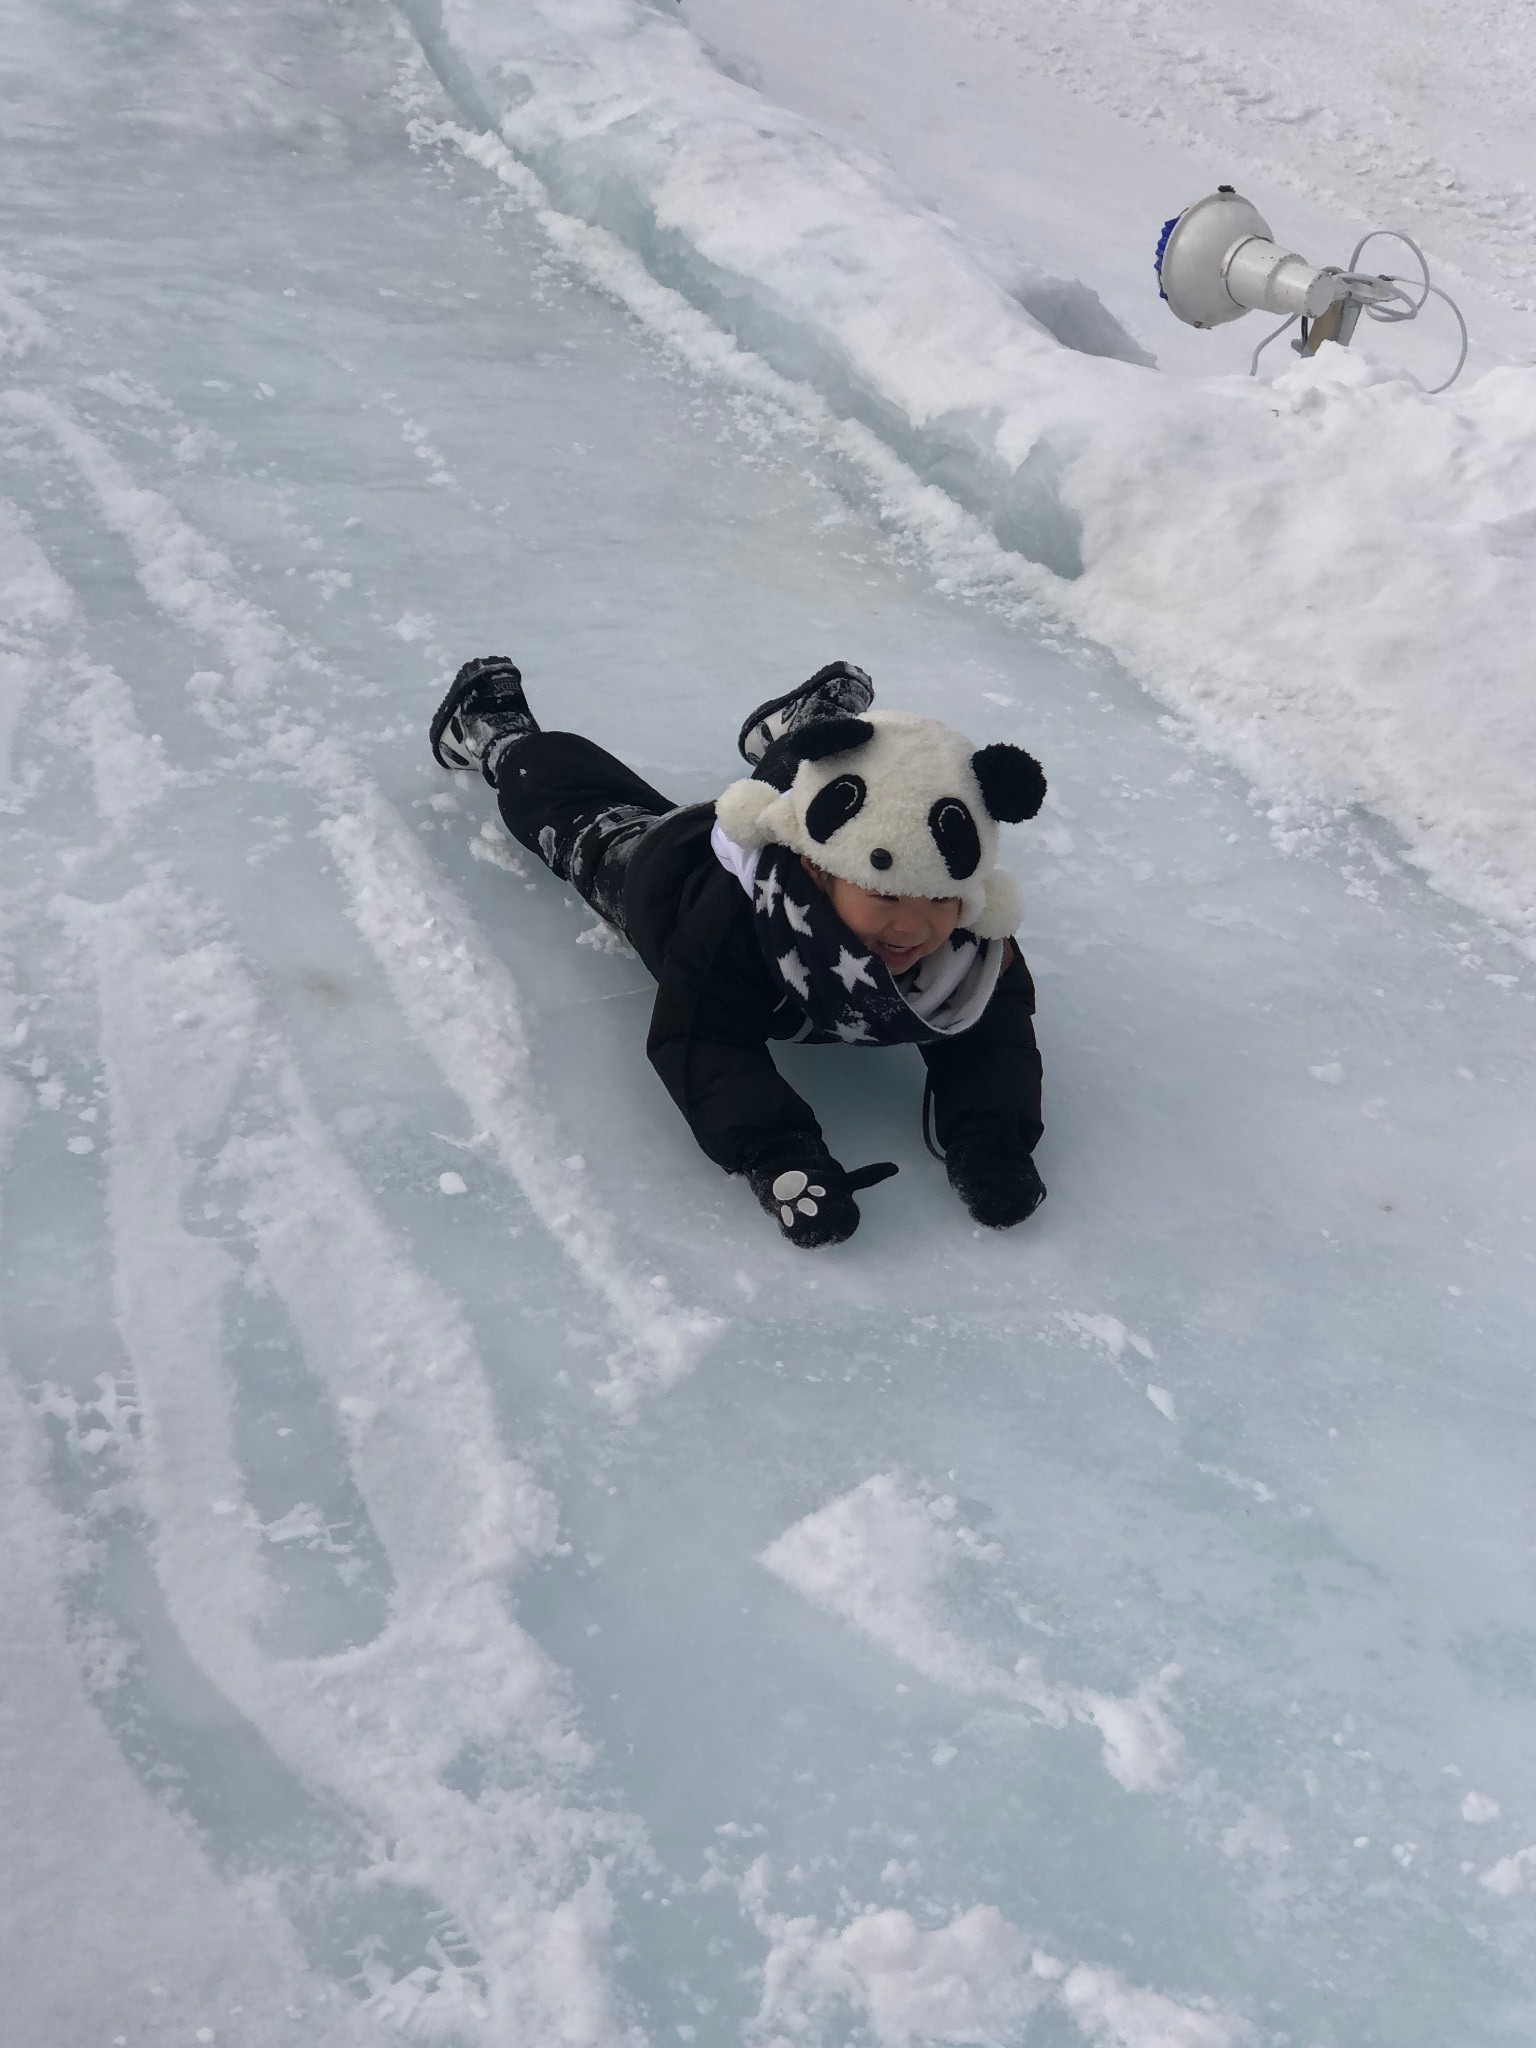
[744,842,1003,1046]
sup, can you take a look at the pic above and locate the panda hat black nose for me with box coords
[869,848,893,871]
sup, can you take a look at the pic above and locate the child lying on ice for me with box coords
[430,656,1047,1248]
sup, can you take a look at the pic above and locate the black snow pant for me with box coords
[494,731,676,938]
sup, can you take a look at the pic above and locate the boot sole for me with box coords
[736,663,873,763]
[429,659,525,771]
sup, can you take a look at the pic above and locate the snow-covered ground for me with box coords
[684,0,1536,379]
[3,0,1535,2044]
[416,0,1536,947]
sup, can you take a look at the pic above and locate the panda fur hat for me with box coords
[715,709,1046,940]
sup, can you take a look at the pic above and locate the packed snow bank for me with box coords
[414,0,1536,948]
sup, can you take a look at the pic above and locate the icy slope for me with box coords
[414,0,1536,947]
[4,0,1536,2044]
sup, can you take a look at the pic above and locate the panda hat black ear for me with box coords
[754,715,875,790]
[788,715,875,762]
[971,742,1047,822]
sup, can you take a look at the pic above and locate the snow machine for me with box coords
[1155,185,1467,389]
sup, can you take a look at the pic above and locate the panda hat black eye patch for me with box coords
[928,796,982,879]
[805,773,867,843]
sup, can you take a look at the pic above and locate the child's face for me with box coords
[803,863,963,972]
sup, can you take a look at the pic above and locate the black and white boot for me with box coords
[430,656,538,784]
[737,660,874,766]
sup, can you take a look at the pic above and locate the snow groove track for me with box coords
[314,789,721,1412]
[0,1369,359,2048]
[4,388,720,1407]
[0,496,70,803]
[69,874,646,2040]
[0,474,651,2032]
[0,468,651,2031]
[0,488,174,838]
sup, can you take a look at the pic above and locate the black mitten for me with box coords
[745,1147,899,1250]
[944,1125,1046,1229]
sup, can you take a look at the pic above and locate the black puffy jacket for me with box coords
[621,804,1043,1176]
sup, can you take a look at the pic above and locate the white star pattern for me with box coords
[778,949,810,998]
[833,946,877,993]
[834,1015,874,1042]
[754,869,783,916]
[783,895,813,936]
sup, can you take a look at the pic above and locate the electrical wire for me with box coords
[1250,311,1299,377]
[1247,227,1468,392]
[1341,228,1469,393]
[1347,228,1431,310]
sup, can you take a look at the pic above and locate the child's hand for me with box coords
[745,1148,898,1249]
[944,1125,1046,1230]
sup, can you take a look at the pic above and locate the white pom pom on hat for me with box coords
[714,777,779,846]
[715,709,1044,938]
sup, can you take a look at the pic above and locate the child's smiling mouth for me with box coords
[873,937,925,968]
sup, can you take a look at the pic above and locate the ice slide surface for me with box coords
[1,0,1534,2043]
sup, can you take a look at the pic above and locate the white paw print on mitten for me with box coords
[772,1168,825,1226]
